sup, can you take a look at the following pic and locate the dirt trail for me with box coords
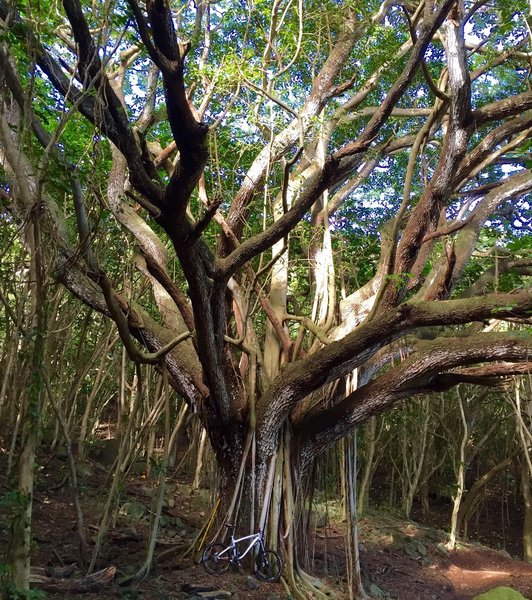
[2,458,531,599]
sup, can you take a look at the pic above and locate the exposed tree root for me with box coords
[30,566,116,593]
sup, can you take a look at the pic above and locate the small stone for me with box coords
[403,542,419,558]
[119,500,146,523]
[415,541,427,555]
[246,576,257,590]
[181,584,217,593]
[130,461,148,475]
[436,542,449,556]
[369,583,386,599]
[75,462,94,477]
[172,516,187,528]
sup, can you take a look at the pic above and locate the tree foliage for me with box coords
[1,0,531,591]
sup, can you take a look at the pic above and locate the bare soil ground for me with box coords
[1,455,531,599]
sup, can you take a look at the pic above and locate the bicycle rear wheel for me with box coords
[201,543,230,575]
[254,549,283,582]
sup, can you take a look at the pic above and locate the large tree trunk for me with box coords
[3,0,532,594]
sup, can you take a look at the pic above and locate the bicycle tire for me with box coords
[254,549,283,582]
[201,543,231,575]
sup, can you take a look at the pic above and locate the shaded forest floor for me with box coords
[1,452,532,599]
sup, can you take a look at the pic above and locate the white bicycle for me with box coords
[201,524,283,582]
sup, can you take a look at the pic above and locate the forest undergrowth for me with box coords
[1,451,531,600]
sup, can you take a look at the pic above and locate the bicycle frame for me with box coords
[218,529,265,562]
[201,526,283,582]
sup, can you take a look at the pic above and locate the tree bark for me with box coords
[522,456,532,563]
[448,390,468,550]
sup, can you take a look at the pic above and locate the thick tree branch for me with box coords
[473,90,532,125]
[334,0,454,162]
[454,115,532,185]
[61,0,163,198]
[462,258,532,298]
[383,6,472,306]
[125,0,210,228]
[255,290,532,457]
[298,332,532,466]
[420,169,532,299]
[126,0,176,73]
[429,363,532,389]
[56,259,207,405]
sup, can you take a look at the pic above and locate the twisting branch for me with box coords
[383,3,473,306]
[401,4,449,101]
[190,198,223,242]
[421,214,474,243]
[0,0,163,202]
[95,270,192,365]
[255,289,532,458]
[473,90,532,125]
[366,99,444,320]
[124,0,209,231]
[299,332,532,465]
[224,8,360,246]
[61,0,162,198]
[334,0,454,161]
[126,0,176,73]
[453,115,532,185]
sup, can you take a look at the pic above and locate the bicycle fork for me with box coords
[228,541,239,566]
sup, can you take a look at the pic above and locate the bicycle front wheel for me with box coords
[201,543,230,575]
[254,549,283,582]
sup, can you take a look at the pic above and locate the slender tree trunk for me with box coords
[522,456,532,563]
[9,433,39,590]
[357,416,377,515]
[136,367,171,580]
[45,376,88,569]
[403,399,430,519]
[78,330,118,458]
[448,390,468,549]
[7,216,47,591]
[193,427,208,491]
[458,452,517,539]
[345,431,368,599]
[512,379,532,562]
